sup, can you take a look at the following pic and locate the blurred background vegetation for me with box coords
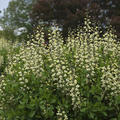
[0,0,120,43]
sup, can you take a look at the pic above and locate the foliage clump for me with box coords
[0,18,120,120]
[0,37,12,75]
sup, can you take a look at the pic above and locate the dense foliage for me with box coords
[0,18,120,120]
[0,37,11,75]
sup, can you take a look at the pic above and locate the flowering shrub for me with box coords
[0,18,120,120]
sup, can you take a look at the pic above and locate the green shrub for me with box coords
[0,37,11,75]
[0,37,22,76]
[0,18,120,120]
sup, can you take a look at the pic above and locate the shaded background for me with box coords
[0,0,120,42]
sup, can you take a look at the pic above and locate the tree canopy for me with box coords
[0,0,120,41]
[0,0,35,41]
[31,0,120,39]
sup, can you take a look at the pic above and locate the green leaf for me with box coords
[29,111,36,118]
[89,113,94,119]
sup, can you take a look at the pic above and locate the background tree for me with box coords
[31,0,90,41]
[0,0,35,42]
[87,0,120,38]
[31,0,120,40]
[1,0,119,42]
